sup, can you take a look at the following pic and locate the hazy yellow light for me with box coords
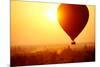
[11,1,95,46]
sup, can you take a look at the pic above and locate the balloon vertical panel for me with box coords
[10,0,95,66]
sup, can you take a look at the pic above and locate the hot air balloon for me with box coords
[57,4,89,44]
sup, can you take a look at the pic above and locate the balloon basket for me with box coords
[71,41,76,45]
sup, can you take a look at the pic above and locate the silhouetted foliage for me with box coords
[11,43,95,66]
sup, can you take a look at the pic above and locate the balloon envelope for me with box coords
[57,4,89,41]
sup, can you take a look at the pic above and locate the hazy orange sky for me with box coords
[11,1,95,46]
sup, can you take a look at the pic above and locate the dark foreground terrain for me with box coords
[11,43,95,66]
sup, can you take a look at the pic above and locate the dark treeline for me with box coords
[11,44,95,66]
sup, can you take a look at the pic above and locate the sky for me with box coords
[11,1,95,46]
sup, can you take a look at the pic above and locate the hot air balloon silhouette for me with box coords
[57,4,89,44]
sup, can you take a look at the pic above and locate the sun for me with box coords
[46,7,58,23]
[47,10,57,21]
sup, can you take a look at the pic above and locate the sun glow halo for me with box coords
[46,7,58,23]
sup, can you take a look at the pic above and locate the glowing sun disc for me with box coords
[46,8,58,23]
